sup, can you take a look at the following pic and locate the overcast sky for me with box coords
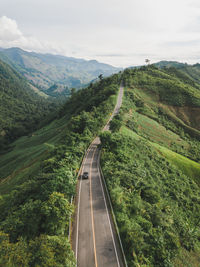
[0,0,200,67]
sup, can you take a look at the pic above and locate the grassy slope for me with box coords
[122,126,200,187]
[0,77,118,195]
[101,66,200,266]
[123,66,200,160]
[0,118,66,194]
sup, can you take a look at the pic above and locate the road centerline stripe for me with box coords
[90,145,98,267]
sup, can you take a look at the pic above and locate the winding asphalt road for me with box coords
[72,85,124,267]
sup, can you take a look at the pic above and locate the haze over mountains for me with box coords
[0,47,121,97]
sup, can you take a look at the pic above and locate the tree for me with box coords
[70,88,76,96]
[98,74,103,81]
[109,118,122,132]
[99,131,112,148]
[42,192,73,235]
[29,235,76,267]
[145,59,150,65]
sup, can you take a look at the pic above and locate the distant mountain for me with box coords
[0,59,57,147]
[0,47,121,96]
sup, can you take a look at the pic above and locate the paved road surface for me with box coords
[72,85,124,267]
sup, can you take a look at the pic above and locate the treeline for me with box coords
[0,59,59,150]
[0,73,121,266]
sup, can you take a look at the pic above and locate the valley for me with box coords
[0,47,121,97]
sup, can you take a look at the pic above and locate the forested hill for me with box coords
[0,47,121,96]
[100,65,200,266]
[0,73,121,266]
[1,63,200,266]
[0,59,58,148]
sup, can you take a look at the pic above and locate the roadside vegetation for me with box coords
[100,65,200,266]
[0,74,121,266]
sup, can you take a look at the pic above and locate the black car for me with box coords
[82,171,89,179]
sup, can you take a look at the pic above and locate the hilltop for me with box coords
[0,47,121,96]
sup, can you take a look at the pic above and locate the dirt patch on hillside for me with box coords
[163,106,200,130]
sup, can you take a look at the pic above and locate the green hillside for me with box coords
[0,47,121,96]
[0,73,121,266]
[1,63,200,266]
[100,65,200,266]
[155,60,200,90]
[0,59,58,149]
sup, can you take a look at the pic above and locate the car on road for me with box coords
[82,171,89,179]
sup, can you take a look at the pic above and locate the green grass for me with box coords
[124,67,200,140]
[173,247,200,267]
[153,143,200,186]
[136,112,188,147]
[0,117,69,194]
[121,126,200,186]
[121,126,141,140]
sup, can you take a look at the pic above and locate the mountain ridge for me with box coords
[0,47,121,96]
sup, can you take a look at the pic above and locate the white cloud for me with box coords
[0,16,22,41]
[0,16,65,55]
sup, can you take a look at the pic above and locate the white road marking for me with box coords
[97,151,121,267]
[75,147,91,262]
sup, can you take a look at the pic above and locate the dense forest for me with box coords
[0,59,60,149]
[0,73,121,266]
[100,65,200,266]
